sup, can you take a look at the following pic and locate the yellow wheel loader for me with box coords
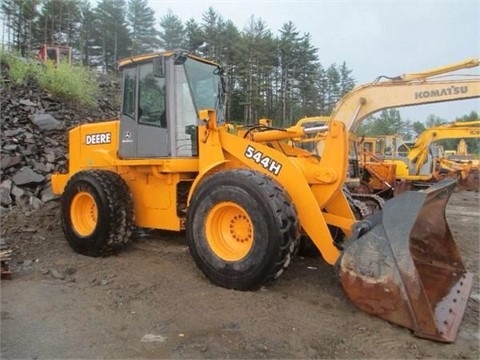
[52,52,478,342]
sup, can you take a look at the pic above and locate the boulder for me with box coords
[11,166,45,186]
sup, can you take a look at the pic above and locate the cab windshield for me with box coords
[184,58,224,123]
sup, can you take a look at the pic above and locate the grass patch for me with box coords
[37,60,99,108]
[1,50,99,109]
[0,50,39,85]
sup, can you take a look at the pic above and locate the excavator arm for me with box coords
[407,121,480,173]
[329,58,479,132]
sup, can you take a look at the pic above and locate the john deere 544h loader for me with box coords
[52,52,479,342]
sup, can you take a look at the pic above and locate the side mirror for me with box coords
[153,57,165,78]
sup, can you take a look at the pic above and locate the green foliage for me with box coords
[440,111,480,155]
[2,2,478,126]
[94,0,131,71]
[158,9,185,51]
[2,2,357,121]
[358,109,412,138]
[411,120,426,137]
[36,60,99,108]
[1,50,98,108]
[425,114,445,128]
[0,50,39,84]
[455,110,479,122]
[184,19,204,53]
[35,0,82,47]
[1,0,39,57]
[127,0,160,55]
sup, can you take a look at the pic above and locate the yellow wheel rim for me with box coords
[70,191,98,237]
[206,201,254,261]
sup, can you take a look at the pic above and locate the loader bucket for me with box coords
[337,179,472,342]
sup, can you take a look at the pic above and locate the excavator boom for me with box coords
[329,58,479,132]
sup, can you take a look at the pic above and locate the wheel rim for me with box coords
[206,201,253,261]
[70,191,98,237]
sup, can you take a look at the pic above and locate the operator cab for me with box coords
[118,52,224,158]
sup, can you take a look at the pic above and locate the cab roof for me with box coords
[117,51,220,69]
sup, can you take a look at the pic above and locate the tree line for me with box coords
[1,0,357,126]
[1,0,476,136]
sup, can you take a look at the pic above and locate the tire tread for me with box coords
[61,170,133,257]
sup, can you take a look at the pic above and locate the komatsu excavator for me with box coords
[51,53,478,342]
[357,121,480,193]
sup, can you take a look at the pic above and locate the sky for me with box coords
[140,0,480,123]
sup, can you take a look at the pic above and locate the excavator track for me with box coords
[351,192,385,218]
[343,188,385,219]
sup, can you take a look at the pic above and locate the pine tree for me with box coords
[1,0,39,56]
[127,0,159,55]
[158,10,184,51]
[76,1,97,66]
[34,0,82,48]
[315,64,329,115]
[277,21,301,126]
[294,33,319,118]
[338,62,355,96]
[412,120,426,137]
[325,64,341,114]
[94,0,131,72]
[200,7,225,61]
[184,18,204,53]
[364,109,409,137]
[238,16,276,124]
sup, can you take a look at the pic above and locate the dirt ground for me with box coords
[1,190,479,359]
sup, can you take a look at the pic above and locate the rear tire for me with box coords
[61,170,133,257]
[186,169,299,290]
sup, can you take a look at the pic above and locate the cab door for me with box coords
[119,61,169,158]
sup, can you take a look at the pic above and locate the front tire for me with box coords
[61,170,133,257]
[186,169,299,290]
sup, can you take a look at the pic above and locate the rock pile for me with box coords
[1,79,120,210]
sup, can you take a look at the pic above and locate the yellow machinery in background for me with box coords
[357,121,480,194]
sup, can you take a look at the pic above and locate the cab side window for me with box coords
[122,67,136,119]
[138,63,166,128]
[174,65,197,156]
